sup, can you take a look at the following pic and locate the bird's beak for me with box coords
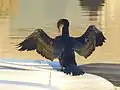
[58,24,64,36]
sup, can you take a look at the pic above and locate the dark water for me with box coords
[1,0,120,64]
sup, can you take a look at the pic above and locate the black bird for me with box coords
[17,19,106,76]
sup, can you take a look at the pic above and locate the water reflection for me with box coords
[79,0,105,11]
[79,0,105,21]
[0,0,9,18]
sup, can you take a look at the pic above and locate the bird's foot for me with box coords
[63,65,85,76]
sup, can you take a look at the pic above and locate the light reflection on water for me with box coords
[0,0,120,64]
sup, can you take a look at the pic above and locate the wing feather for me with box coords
[17,33,37,51]
[73,25,106,58]
[17,29,64,60]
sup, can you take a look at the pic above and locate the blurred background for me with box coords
[0,0,120,64]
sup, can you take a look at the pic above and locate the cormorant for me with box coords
[17,19,106,76]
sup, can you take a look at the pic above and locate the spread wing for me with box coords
[17,29,64,61]
[73,25,106,58]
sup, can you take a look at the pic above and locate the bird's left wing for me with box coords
[72,25,106,58]
[17,29,64,61]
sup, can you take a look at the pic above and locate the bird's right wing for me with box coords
[17,29,64,61]
[72,25,106,58]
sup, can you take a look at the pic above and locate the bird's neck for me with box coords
[62,25,69,37]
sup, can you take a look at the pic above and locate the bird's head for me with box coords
[57,19,69,35]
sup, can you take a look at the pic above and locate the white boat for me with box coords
[0,59,115,90]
